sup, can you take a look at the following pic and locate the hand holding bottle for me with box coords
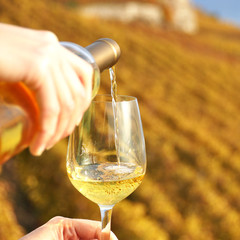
[0,23,93,156]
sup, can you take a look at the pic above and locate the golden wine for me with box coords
[110,66,120,164]
[0,82,40,164]
[68,162,144,206]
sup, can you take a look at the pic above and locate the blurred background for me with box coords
[1,0,240,239]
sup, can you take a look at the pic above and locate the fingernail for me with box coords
[77,114,83,126]
[32,144,45,156]
[46,144,54,150]
[112,233,118,240]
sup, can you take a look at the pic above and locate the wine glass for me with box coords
[66,94,146,239]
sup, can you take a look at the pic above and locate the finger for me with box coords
[48,217,118,240]
[63,47,93,111]
[71,219,102,239]
[111,232,118,240]
[29,76,60,155]
[57,47,94,140]
[110,232,119,240]
[71,219,118,240]
[60,58,86,134]
[51,46,93,141]
[45,66,75,149]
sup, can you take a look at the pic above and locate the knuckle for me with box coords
[62,99,75,114]
[31,56,50,76]
[39,30,59,44]
[36,31,58,56]
[32,31,58,64]
[25,31,59,78]
[49,216,65,223]
[43,106,60,119]
[40,106,60,135]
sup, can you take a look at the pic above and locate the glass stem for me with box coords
[99,205,114,240]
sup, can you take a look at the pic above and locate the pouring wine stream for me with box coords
[110,66,121,165]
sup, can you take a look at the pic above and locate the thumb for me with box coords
[100,230,118,240]
[111,232,118,240]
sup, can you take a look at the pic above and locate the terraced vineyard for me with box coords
[1,0,240,239]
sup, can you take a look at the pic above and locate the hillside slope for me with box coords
[1,0,240,239]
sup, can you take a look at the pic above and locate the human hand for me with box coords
[0,23,93,156]
[19,216,118,240]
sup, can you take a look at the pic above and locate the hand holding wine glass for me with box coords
[19,216,118,240]
[67,94,146,239]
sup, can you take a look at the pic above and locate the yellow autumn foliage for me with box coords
[1,0,240,239]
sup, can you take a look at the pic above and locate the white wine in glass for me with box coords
[66,94,146,239]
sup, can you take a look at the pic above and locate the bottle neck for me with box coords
[60,42,100,98]
[60,39,120,98]
[85,38,121,72]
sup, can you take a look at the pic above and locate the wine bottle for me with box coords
[0,38,121,164]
